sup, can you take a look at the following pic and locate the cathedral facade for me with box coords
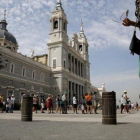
[0,1,105,104]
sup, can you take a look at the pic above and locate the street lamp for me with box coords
[0,53,8,70]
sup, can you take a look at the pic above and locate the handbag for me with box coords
[129,30,140,55]
[129,17,140,55]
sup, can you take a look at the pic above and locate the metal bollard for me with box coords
[102,91,117,125]
[21,95,33,121]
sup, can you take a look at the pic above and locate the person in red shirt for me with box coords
[85,92,93,114]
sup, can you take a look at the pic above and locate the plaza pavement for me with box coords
[0,110,140,140]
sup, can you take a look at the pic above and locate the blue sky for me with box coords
[0,0,140,104]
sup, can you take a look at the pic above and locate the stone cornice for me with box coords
[51,67,90,83]
[0,47,51,72]
[0,73,51,87]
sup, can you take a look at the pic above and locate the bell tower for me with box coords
[78,21,90,81]
[78,21,89,61]
[47,0,69,70]
[48,0,68,44]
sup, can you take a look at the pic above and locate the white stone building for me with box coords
[0,0,105,104]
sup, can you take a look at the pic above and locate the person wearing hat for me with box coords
[11,94,15,113]
[123,91,128,113]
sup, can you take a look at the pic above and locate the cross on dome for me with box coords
[57,0,61,3]
[3,9,6,20]
[80,20,84,32]
[56,0,63,10]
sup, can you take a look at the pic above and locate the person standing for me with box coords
[46,94,51,114]
[11,94,15,113]
[123,91,127,113]
[62,93,68,114]
[85,92,93,114]
[73,94,78,114]
[85,93,88,113]
[120,95,124,114]
[7,96,12,113]
[59,95,63,114]
[56,95,60,113]
[93,92,98,114]
[41,98,45,113]
[136,102,139,111]
[0,94,4,113]
[80,95,85,114]
[50,95,54,113]
[33,95,38,113]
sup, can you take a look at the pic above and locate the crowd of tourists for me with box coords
[31,91,99,114]
[120,91,139,114]
[0,94,15,113]
[1,90,139,114]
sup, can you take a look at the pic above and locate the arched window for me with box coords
[54,20,58,29]
[86,46,88,53]
[6,46,12,50]
[10,63,15,73]
[79,45,82,51]
[22,67,26,77]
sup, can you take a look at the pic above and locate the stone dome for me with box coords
[0,19,18,45]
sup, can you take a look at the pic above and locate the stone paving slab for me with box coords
[0,110,140,140]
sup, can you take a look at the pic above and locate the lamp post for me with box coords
[0,53,8,70]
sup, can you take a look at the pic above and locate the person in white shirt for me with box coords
[62,93,68,114]
[7,96,11,113]
[123,91,127,113]
[73,94,78,114]
[11,94,15,113]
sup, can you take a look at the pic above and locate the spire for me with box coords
[80,20,85,36]
[56,0,63,10]
[80,20,84,32]
[0,10,8,31]
[3,9,6,20]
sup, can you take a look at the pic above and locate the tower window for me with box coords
[64,60,66,68]
[53,59,56,69]
[79,45,82,51]
[86,46,88,53]
[64,22,66,31]
[54,20,58,29]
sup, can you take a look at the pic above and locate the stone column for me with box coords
[68,80,70,104]
[77,60,79,76]
[81,63,83,77]
[77,84,79,104]
[70,81,73,104]
[79,62,81,77]
[74,58,76,74]
[74,57,75,74]
[70,54,72,72]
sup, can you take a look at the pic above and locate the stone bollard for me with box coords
[102,91,117,125]
[21,95,33,121]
